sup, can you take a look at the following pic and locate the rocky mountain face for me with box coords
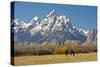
[11,10,97,44]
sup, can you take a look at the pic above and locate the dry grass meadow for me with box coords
[12,41,97,65]
[14,53,97,65]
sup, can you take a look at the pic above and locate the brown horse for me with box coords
[65,49,75,56]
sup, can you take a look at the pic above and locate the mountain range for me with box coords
[11,10,97,44]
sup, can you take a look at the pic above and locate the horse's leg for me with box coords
[70,51,72,55]
[72,52,75,56]
[70,53,72,56]
[66,53,68,56]
[73,52,75,56]
[65,50,69,56]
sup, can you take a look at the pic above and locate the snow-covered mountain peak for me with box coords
[30,16,39,22]
[49,10,55,16]
[14,18,20,26]
[12,10,97,44]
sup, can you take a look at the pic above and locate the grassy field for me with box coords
[14,53,97,65]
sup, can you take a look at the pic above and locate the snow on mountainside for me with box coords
[11,10,97,44]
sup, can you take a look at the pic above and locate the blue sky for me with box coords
[12,1,97,30]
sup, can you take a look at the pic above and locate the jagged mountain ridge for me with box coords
[11,10,97,44]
